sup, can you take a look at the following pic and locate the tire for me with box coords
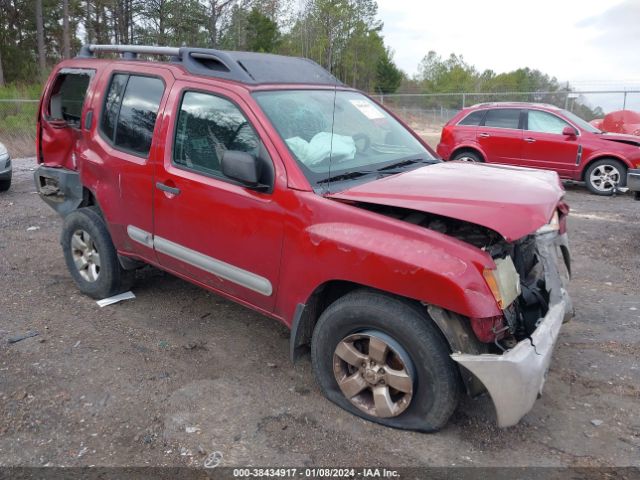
[0,174,11,192]
[311,290,461,432]
[584,158,627,196]
[61,207,133,299]
[452,150,482,162]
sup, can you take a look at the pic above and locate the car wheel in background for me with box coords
[311,290,461,432]
[61,206,133,299]
[452,150,482,162]
[584,158,627,196]
[0,173,11,192]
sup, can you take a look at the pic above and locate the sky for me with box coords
[377,0,640,107]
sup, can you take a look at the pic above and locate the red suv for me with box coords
[437,102,640,195]
[35,45,572,431]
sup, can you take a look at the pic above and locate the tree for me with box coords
[63,0,70,58]
[246,8,279,52]
[375,48,402,93]
[36,0,46,77]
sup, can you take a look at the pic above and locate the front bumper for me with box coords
[0,155,11,178]
[628,168,640,200]
[451,231,573,427]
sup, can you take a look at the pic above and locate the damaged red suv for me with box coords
[35,45,572,431]
[437,102,640,195]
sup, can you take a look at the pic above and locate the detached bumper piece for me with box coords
[628,168,640,200]
[451,231,573,427]
[34,166,83,216]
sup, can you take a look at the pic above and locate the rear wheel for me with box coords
[61,207,133,299]
[452,150,482,162]
[311,290,461,432]
[585,158,627,195]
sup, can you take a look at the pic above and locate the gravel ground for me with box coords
[0,157,639,468]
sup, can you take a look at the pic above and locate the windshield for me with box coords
[561,109,602,133]
[253,90,437,188]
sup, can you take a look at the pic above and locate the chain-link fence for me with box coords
[1,90,639,157]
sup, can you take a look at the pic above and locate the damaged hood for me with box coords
[598,132,640,146]
[327,162,564,241]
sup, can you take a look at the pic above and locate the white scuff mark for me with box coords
[26,226,40,231]
[96,291,136,307]
[185,426,200,434]
[570,212,623,223]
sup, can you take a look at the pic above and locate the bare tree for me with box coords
[209,0,237,47]
[36,0,46,76]
[0,49,4,87]
[63,0,71,58]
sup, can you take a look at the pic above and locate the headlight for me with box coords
[536,210,560,235]
[483,256,521,309]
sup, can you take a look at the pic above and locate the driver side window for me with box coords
[173,91,259,177]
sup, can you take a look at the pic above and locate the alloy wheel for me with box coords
[589,164,621,192]
[71,229,101,282]
[333,331,414,418]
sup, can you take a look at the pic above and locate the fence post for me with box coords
[462,93,466,109]
[623,91,627,110]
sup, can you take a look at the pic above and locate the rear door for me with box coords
[150,81,285,311]
[84,65,174,261]
[521,109,580,177]
[39,68,95,169]
[477,108,524,164]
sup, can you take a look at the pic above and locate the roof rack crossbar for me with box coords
[78,44,181,58]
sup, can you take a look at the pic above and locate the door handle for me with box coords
[478,132,490,138]
[524,137,536,143]
[156,182,181,196]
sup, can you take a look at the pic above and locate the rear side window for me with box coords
[457,110,484,126]
[47,70,94,127]
[101,74,165,157]
[483,109,521,129]
[173,91,259,177]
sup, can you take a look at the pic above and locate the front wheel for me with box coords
[584,159,627,195]
[311,290,461,432]
[61,207,133,299]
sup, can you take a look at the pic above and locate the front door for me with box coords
[521,109,580,177]
[477,108,524,164]
[151,82,284,311]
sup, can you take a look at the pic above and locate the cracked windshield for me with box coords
[254,90,437,188]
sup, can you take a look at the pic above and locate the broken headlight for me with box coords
[535,210,560,235]
[483,256,521,309]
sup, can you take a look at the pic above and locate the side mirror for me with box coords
[221,150,262,186]
[562,126,577,136]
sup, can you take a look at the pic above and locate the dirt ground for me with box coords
[1,156,639,469]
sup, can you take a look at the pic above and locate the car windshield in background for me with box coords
[561,109,601,133]
[253,90,437,188]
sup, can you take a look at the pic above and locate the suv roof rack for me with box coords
[77,44,341,86]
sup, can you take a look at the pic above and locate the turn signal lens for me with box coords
[483,268,504,309]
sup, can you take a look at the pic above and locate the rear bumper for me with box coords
[34,165,82,216]
[451,231,572,427]
[628,169,640,200]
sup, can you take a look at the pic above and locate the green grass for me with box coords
[0,83,42,157]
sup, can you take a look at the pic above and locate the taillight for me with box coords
[470,316,506,343]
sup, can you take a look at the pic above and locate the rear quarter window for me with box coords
[457,110,485,126]
[47,69,94,127]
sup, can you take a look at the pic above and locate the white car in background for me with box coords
[0,142,11,191]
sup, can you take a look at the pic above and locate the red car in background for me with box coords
[437,102,640,195]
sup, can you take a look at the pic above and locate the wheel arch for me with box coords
[450,145,485,162]
[580,154,629,181]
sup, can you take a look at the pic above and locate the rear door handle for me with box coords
[524,137,536,143]
[156,182,181,196]
[478,132,490,138]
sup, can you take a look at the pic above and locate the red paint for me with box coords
[37,59,569,340]
[437,103,640,180]
[591,110,640,136]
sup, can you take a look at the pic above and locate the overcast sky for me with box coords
[377,0,640,89]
